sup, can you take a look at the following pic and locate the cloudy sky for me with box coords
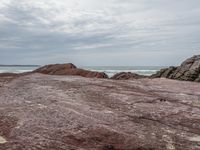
[0,0,199,66]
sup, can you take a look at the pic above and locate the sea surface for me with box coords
[83,66,164,77]
[0,66,165,77]
[0,66,39,74]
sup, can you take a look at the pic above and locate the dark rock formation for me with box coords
[0,73,200,149]
[33,63,108,79]
[152,55,200,82]
[111,72,146,80]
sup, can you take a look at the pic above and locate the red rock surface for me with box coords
[34,64,108,79]
[0,73,19,87]
[0,73,200,150]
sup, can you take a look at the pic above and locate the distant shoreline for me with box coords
[0,65,40,67]
[0,65,162,76]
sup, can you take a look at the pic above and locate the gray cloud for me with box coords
[0,0,200,66]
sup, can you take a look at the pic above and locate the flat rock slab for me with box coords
[0,73,200,150]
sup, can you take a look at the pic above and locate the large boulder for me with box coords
[111,72,147,80]
[33,63,108,79]
[151,55,200,82]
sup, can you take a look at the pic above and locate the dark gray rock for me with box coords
[151,55,200,82]
[111,72,147,80]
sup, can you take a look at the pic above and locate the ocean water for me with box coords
[83,66,164,77]
[0,66,164,77]
[0,66,39,74]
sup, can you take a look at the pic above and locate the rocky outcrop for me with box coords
[33,63,108,79]
[111,72,146,80]
[152,55,200,82]
[0,73,200,150]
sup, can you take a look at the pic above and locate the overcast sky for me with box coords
[0,0,199,66]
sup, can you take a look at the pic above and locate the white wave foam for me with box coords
[0,67,159,77]
[0,69,33,73]
[89,69,158,77]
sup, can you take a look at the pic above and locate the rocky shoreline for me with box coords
[0,73,200,150]
[151,55,200,82]
[1,55,200,82]
[33,55,200,82]
[0,55,200,150]
[33,63,109,79]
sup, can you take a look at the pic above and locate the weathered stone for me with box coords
[161,66,177,78]
[151,55,200,82]
[0,73,199,150]
[33,63,108,79]
[33,63,77,74]
[111,72,146,80]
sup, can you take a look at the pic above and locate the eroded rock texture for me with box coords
[0,73,200,150]
[111,72,146,80]
[33,63,108,79]
[152,55,200,82]
[0,73,19,87]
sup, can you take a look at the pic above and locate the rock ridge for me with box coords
[152,55,200,82]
